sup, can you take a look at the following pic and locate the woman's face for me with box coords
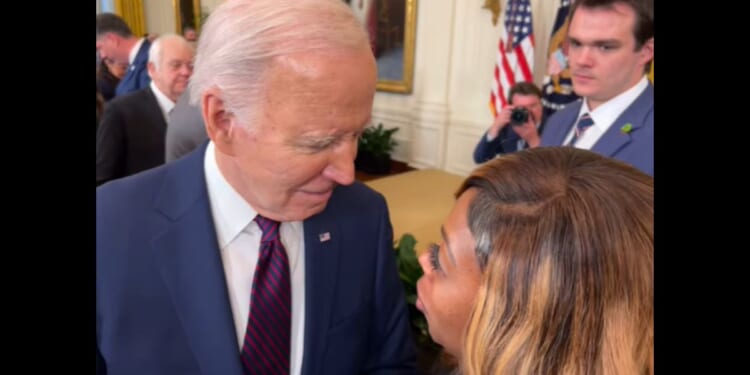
[416,188,482,357]
[106,59,128,79]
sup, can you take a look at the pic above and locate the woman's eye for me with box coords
[428,243,441,271]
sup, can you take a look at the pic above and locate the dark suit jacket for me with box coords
[473,120,547,163]
[96,87,167,185]
[115,39,151,97]
[541,84,654,176]
[96,144,417,374]
[165,92,208,162]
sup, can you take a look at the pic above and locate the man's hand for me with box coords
[487,106,514,139]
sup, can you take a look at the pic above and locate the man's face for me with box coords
[184,29,197,42]
[416,188,482,357]
[96,33,128,66]
[567,3,653,110]
[218,48,377,222]
[148,39,194,102]
[511,93,543,124]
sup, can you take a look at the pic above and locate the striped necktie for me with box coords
[240,215,291,374]
[569,113,594,146]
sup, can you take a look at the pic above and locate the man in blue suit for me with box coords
[540,0,654,176]
[96,0,417,374]
[96,13,151,97]
[473,82,546,163]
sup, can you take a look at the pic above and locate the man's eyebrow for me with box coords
[569,36,622,46]
[441,226,457,266]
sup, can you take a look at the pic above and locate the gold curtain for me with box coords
[115,0,146,38]
[649,59,654,84]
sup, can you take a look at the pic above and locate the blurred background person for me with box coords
[183,25,198,48]
[473,82,546,164]
[417,147,653,375]
[96,13,152,97]
[96,34,194,185]
[165,91,207,162]
[96,58,128,102]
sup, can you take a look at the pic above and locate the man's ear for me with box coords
[146,61,157,80]
[202,87,237,156]
[639,37,654,67]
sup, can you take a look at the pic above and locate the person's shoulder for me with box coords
[546,100,582,123]
[328,181,387,212]
[109,87,152,108]
[96,163,172,212]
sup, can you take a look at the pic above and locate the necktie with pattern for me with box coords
[240,215,291,375]
[569,113,594,146]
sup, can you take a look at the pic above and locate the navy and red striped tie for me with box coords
[569,113,594,146]
[240,215,291,374]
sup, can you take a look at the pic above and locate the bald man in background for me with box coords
[96,34,195,185]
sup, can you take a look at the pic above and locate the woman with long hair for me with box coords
[416,147,653,374]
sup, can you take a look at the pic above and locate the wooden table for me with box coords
[365,169,466,252]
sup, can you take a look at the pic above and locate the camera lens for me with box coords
[510,108,529,126]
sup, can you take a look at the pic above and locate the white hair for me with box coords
[188,0,371,125]
[148,34,193,72]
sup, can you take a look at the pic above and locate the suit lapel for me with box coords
[141,88,169,134]
[152,146,245,375]
[592,85,653,157]
[300,211,341,375]
[554,101,582,145]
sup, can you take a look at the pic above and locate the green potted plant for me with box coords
[394,234,448,374]
[356,123,399,175]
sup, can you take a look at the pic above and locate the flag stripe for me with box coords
[490,0,535,118]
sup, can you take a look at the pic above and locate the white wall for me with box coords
[143,0,177,35]
[134,0,560,177]
[375,0,559,177]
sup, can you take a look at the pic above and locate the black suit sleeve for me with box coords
[96,102,126,185]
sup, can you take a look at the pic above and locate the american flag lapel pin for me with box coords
[318,232,331,242]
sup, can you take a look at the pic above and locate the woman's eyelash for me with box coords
[428,243,440,271]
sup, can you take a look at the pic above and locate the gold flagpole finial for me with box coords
[482,0,501,26]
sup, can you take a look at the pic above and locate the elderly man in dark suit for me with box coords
[96,34,194,185]
[96,0,417,373]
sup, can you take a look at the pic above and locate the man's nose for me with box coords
[323,139,357,186]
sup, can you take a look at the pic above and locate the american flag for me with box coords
[490,0,535,117]
[541,0,579,120]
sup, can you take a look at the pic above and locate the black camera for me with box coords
[510,107,529,126]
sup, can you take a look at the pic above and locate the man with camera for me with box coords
[473,82,546,164]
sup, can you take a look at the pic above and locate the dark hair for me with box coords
[507,82,542,104]
[569,0,653,73]
[96,13,133,39]
[570,0,653,50]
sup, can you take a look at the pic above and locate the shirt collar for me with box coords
[580,75,649,129]
[149,81,176,122]
[128,37,145,66]
[203,142,257,249]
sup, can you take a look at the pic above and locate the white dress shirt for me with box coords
[149,81,175,123]
[564,75,650,149]
[127,38,145,67]
[204,142,306,374]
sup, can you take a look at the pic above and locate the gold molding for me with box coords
[376,0,418,94]
[174,0,202,35]
[482,0,501,26]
